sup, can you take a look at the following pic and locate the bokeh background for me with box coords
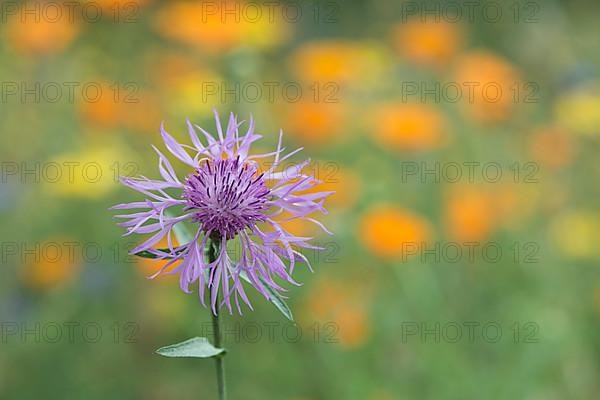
[1,0,600,399]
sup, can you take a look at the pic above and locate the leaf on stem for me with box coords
[240,272,294,321]
[155,337,225,358]
[134,248,184,259]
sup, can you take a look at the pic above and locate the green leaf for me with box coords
[133,212,192,260]
[134,248,184,259]
[155,337,225,358]
[164,210,194,245]
[173,221,193,245]
[240,272,294,321]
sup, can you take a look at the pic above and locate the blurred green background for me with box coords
[1,0,600,399]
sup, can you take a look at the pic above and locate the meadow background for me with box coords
[1,0,600,399]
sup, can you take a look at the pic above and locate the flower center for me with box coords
[183,157,270,239]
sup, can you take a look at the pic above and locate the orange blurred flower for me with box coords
[282,101,347,146]
[529,126,575,170]
[301,163,361,210]
[359,204,431,258]
[392,19,464,67]
[120,90,163,133]
[444,186,497,241]
[5,7,79,56]
[154,1,242,52]
[19,239,81,289]
[146,52,200,89]
[372,103,448,152]
[77,81,162,132]
[258,163,356,236]
[290,40,360,84]
[77,81,121,128]
[304,277,371,349]
[335,308,369,348]
[454,51,522,123]
[264,211,317,238]
[154,1,288,53]
[88,0,151,12]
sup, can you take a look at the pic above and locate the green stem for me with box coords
[208,238,227,400]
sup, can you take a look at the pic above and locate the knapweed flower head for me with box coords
[112,111,333,314]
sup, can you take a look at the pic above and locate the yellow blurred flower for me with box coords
[529,126,575,170]
[555,87,600,136]
[243,10,292,49]
[165,70,225,118]
[550,211,600,259]
[5,6,79,56]
[352,42,393,88]
[372,103,448,152]
[368,390,394,400]
[358,204,431,259]
[46,146,126,199]
[140,283,188,324]
[454,51,522,123]
[19,238,81,290]
[392,19,464,67]
[144,50,223,117]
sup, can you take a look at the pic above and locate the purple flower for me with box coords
[112,111,333,314]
